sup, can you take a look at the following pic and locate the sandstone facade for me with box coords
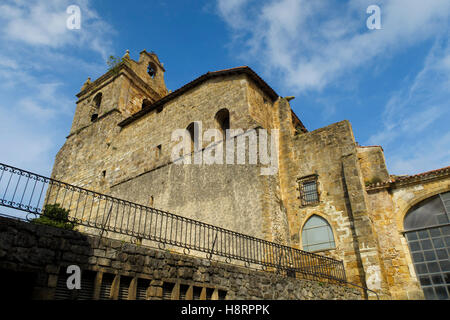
[48,50,450,300]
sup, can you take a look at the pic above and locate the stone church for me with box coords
[50,50,450,300]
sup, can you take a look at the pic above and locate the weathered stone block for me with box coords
[93,249,106,257]
[97,258,111,267]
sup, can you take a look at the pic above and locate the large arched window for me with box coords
[215,109,230,138]
[403,191,450,300]
[301,215,335,252]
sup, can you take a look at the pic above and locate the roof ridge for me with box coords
[207,66,249,73]
[366,165,450,190]
[118,66,279,128]
[394,165,450,181]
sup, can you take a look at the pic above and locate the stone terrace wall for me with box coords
[0,216,361,300]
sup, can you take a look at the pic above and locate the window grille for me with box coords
[298,175,320,206]
[193,286,202,300]
[136,278,150,300]
[118,276,132,300]
[54,269,96,300]
[54,271,73,300]
[179,284,189,300]
[162,282,175,300]
[99,273,114,300]
[77,271,96,300]
[206,288,214,300]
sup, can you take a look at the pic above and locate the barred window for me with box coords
[298,175,319,206]
[302,215,336,252]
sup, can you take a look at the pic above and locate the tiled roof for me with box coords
[118,66,279,128]
[366,165,450,190]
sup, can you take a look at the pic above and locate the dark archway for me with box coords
[215,109,230,138]
[91,92,102,122]
[147,63,157,79]
[142,99,152,109]
[186,122,197,152]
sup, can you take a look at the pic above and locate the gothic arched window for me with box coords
[301,215,335,252]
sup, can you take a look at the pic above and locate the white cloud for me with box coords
[0,0,114,176]
[216,0,450,175]
[15,82,74,121]
[217,0,250,29]
[217,0,450,92]
[0,0,114,59]
[0,66,76,173]
[4,3,67,46]
[18,99,58,120]
[0,103,57,176]
[0,55,19,69]
[217,0,450,175]
[388,132,450,175]
[367,39,450,174]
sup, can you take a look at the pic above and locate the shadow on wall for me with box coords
[0,214,93,300]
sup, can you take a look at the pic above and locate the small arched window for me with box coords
[91,92,102,122]
[91,114,98,122]
[186,122,196,151]
[215,108,230,137]
[302,215,335,252]
[93,92,102,109]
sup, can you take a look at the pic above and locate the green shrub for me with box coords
[106,55,129,75]
[31,204,74,230]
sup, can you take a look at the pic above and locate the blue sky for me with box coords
[0,0,449,178]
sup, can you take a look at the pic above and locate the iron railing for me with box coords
[0,162,347,284]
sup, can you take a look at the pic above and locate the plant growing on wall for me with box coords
[364,176,383,186]
[106,55,130,76]
[31,204,74,230]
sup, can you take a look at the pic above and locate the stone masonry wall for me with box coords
[276,118,390,298]
[357,146,390,185]
[0,216,361,300]
[365,176,450,299]
[51,72,284,241]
